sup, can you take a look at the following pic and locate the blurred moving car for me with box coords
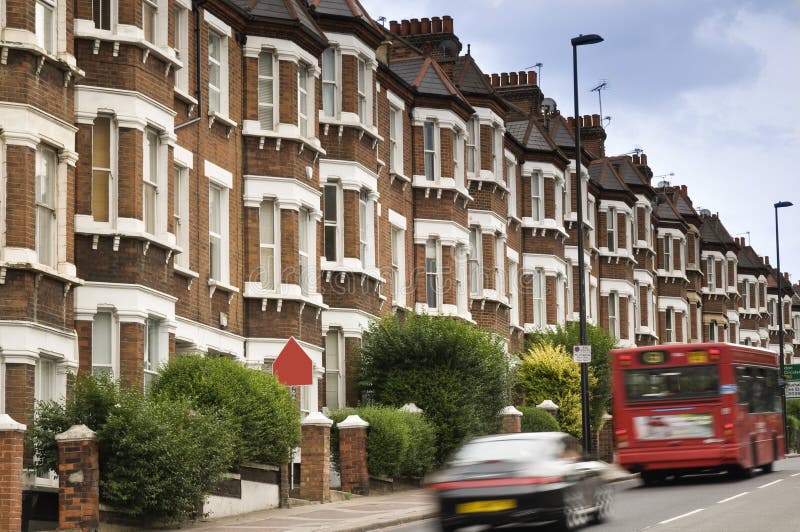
[425,432,612,531]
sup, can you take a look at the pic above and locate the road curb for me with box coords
[331,510,439,532]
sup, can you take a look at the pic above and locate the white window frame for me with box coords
[142,0,157,44]
[507,158,517,218]
[494,235,505,299]
[743,281,750,309]
[93,0,113,31]
[297,62,310,137]
[259,199,278,290]
[357,56,371,126]
[173,164,189,268]
[323,182,342,263]
[709,320,718,342]
[423,120,438,181]
[298,207,311,295]
[0,362,4,413]
[35,357,56,403]
[207,29,229,116]
[456,246,468,315]
[533,269,546,327]
[389,105,403,175]
[554,179,563,226]
[144,317,161,390]
[92,310,117,377]
[142,128,160,235]
[358,189,372,268]
[509,259,519,327]
[634,281,641,330]
[608,291,619,338]
[588,196,596,247]
[665,307,674,342]
[391,225,405,306]
[36,144,58,268]
[36,0,56,54]
[664,234,673,273]
[531,172,543,221]
[466,117,478,177]
[452,128,464,187]
[257,50,276,131]
[92,115,116,223]
[321,47,339,118]
[425,239,441,310]
[208,183,230,284]
[607,207,617,252]
[325,329,344,410]
[707,256,715,289]
[468,227,482,296]
[173,4,189,90]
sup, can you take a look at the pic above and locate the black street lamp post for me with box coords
[572,33,603,454]
[774,200,792,454]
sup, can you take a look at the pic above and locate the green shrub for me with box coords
[515,341,596,438]
[359,313,511,464]
[518,406,560,433]
[150,355,301,467]
[787,414,799,452]
[526,322,616,433]
[28,374,236,524]
[329,406,436,479]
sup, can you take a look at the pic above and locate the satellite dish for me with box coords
[541,97,557,114]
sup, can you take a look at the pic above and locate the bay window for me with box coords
[389,106,403,174]
[391,226,405,305]
[209,184,223,281]
[257,51,275,130]
[466,118,478,176]
[608,291,619,337]
[325,329,344,409]
[323,183,341,262]
[494,236,505,298]
[299,208,310,295]
[531,172,542,221]
[707,256,715,289]
[607,207,617,252]
[173,165,190,267]
[92,311,115,377]
[468,227,482,296]
[665,307,674,342]
[358,190,368,268]
[144,317,160,390]
[92,115,115,222]
[322,47,338,118]
[507,159,517,218]
[509,260,519,326]
[664,234,672,272]
[36,0,56,54]
[425,239,440,309]
[259,199,277,290]
[143,128,159,234]
[142,0,157,44]
[533,269,545,327]
[297,62,310,137]
[423,120,436,181]
[93,0,111,30]
[357,57,368,125]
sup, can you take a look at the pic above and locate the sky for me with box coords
[360,0,800,280]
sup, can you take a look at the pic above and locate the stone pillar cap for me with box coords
[55,424,97,442]
[0,413,26,432]
[301,411,334,427]
[399,403,423,414]
[498,406,523,417]
[536,400,559,411]
[337,414,370,429]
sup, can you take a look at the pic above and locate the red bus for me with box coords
[611,342,784,484]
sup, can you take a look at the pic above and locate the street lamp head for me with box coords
[775,201,793,209]
[571,34,604,47]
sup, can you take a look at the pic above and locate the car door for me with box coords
[563,435,598,509]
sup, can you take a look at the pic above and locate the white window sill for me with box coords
[75,216,179,254]
[173,263,199,279]
[208,278,239,301]
[0,40,84,76]
[507,214,522,225]
[73,20,182,69]
[242,120,325,155]
[0,258,82,287]
[468,174,510,193]
[208,111,237,136]
[656,270,689,282]
[472,290,510,307]
[174,87,198,106]
[521,218,569,238]
[321,260,385,284]
[411,176,472,202]
[636,326,658,337]
[319,115,383,143]
[389,171,411,184]
[414,302,473,323]
[243,282,327,309]
[598,248,637,261]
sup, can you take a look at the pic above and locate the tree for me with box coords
[515,341,597,438]
[526,322,616,432]
[358,313,511,464]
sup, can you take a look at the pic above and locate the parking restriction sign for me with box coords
[573,345,592,364]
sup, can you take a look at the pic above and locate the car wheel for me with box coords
[591,483,613,524]
[557,487,587,531]
[641,471,664,486]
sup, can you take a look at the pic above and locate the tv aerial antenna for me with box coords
[590,80,608,122]
[524,62,543,87]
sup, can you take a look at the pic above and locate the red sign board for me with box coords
[272,337,313,386]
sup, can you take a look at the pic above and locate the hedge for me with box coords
[329,405,436,479]
[150,355,301,467]
[518,406,560,433]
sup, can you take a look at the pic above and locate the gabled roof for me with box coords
[544,114,575,149]
[700,214,735,245]
[310,0,384,33]
[226,0,327,42]
[654,194,683,222]
[607,156,650,189]
[589,159,628,193]
[738,245,766,271]
[450,55,494,95]
[667,188,698,218]
[389,57,468,103]
[506,119,559,153]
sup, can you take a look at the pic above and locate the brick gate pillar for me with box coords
[498,406,523,433]
[56,425,99,532]
[0,414,26,531]
[337,415,370,495]
[300,412,333,502]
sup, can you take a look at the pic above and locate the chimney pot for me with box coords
[400,19,410,36]
[568,116,575,127]
[633,154,640,165]
[491,73,500,87]
[410,18,421,35]
[681,184,687,193]
[500,72,510,86]
[765,256,770,265]
[442,15,453,33]
[484,74,491,85]
[591,114,601,127]
[517,71,527,84]
[431,16,442,33]
[420,17,431,33]
[389,20,399,33]
[641,153,648,165]
[528,70,537,85]
[509,72,518,85]
[582,114,591,125]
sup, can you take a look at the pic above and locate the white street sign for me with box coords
[573,345,592,364]
[786,381,800,399]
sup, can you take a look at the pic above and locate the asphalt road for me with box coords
[378,457,800,532]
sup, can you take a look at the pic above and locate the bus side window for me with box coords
[753,368,767,413]
[766,368,780,412]
[736,366,752,411]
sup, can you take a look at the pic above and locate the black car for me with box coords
[426,432,612,531]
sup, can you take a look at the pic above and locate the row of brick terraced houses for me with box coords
[2,0,800,481]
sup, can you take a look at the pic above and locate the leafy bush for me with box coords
[526,322,615,433]
[515,341,596,438]
[518,406,560,433]
[28,374,236,524]
[358,313,511,464]
[787,414,799,453]
[150,355,301,467]
[329,406,436,479]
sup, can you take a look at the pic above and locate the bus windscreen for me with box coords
[624,364,719,402]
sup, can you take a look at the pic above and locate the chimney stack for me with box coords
[431,16,442,32]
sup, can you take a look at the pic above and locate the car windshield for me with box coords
[624,364,719,402]
[449,438,561,465]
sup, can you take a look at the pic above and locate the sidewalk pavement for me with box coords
[177,462,637,532]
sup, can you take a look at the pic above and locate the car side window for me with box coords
[561,436,581,460]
